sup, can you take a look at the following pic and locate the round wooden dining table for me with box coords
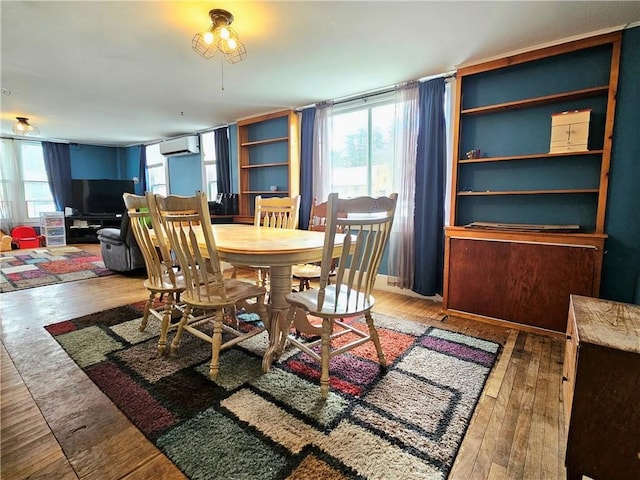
[203,224,343,371]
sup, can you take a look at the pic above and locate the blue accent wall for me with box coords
[601,26,640,304]
[71,144,204,196]
[70,144,121,178]
[124,145,143,194]
[70,143,142,193]
[462,44,613,108]
[167,152,202,195]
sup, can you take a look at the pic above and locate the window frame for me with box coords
[200,130,219,201]
[19,141,56,219]
[0,139,56,224]
[330,92,396,198]
[145,143,169,195]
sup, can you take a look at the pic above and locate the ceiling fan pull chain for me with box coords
[221,57,225,91]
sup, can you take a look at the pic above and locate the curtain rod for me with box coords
[295,70,456,111]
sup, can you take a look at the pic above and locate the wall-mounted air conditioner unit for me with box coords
[159,136,200,157]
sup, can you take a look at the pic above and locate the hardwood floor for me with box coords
[0,244,568,479]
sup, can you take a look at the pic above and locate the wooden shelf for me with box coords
[240,137,288,147]
[446,225,606,241]
[461,86,609,116]
[242,190,290,195]
[444,32,621,335]
[65,215,121,244]
[458,188,599,196]
[458,150,603,164]
[241,162,289,169]
[237,110,300,219]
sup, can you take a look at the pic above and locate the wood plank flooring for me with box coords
[0,244,568,479]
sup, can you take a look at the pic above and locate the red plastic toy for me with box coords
[11,226,43,249]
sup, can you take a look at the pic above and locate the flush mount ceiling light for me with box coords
[192,8,247,64]
[12,117,40,136]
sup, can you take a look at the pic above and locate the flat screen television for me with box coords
[71,179,135,215]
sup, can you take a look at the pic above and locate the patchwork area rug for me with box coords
[45,303,501,480]
[0,246,114,292]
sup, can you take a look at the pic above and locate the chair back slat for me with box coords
[317,192,398,313]
[254,195,301,229]
[154,191,227,304]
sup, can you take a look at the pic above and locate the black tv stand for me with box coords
[65,214,122,244]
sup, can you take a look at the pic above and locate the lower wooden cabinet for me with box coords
[443,227,604,332]
[563,295,640,480]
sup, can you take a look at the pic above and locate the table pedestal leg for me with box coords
[262,265,292,372]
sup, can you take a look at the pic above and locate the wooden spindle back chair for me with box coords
[152,191,268,379]
[292,197,346,291]
[123,192,186,354]
[254,195,301,229]
[285,192,398,398]
[234,195,301,288]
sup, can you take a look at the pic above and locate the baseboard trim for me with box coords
[373,274,442,302]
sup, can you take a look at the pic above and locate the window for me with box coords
[330,96,395,197]
[0,139,55,224]
[0,139,17,227]
[200,131,218,200]
[145,143,167,195]
[20,142,56,218]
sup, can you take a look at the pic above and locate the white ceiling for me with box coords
[1,1,639,147]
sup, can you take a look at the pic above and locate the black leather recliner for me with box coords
[96,212,145,272]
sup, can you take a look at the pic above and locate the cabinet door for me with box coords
[447,238,596,331]
[567,344,640,480]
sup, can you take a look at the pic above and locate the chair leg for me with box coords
[256,295,270,332]
[170,305,192,353]
[157,294,174,355]
[140,291,155,331]
[364,311,387,368]
[209,310,224,380]
[228,304,239,330]
[320,318,333,399]
[261,269,272,303]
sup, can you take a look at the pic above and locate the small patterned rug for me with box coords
[0,246,114,292]
[45,303,501,480]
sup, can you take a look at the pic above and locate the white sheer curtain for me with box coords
[0,138,20,233]
[312,102,333,203]
[388,82,420,289]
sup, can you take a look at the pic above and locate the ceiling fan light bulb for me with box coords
[12,117,39,136]
[194,8,245,63]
